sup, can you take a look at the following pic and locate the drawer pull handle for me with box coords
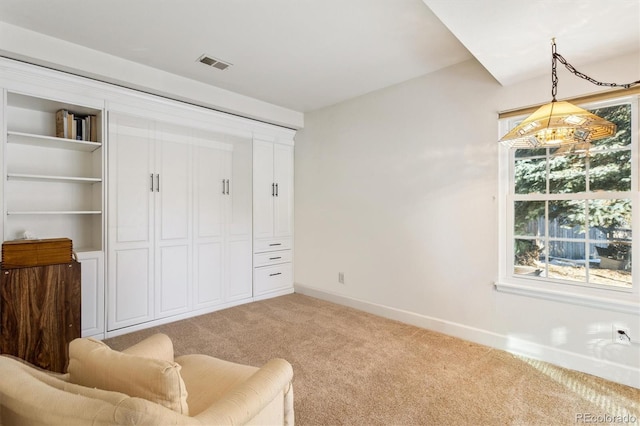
[269,272,282,277]
[269,243,282,246]
[269,257,282,260]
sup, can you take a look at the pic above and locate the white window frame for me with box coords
[496,96,640,314]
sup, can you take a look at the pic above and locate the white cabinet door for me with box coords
[78,251,104,338]
[273,143,294,238]
[154,128,192,318]
[228,140,253,239]
[253,139,294,240]
[112,247,153,328]
[226,238,253,301]
[194,140,253,306]
[193,143,227,309]
[253,140,275,240]
[226,140,253,302]
[107,116,155,330]
[109,118,195,326]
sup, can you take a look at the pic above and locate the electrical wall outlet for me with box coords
[338,272,345,284]
[612,325,631,345]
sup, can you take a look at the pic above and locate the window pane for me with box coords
[549,154,585,193]
[590,104,632,149]
[589,198,632,287]
[514,238,544,277]
[548,241,586,282]
[515,148,546,158]
[589,150,631,192]
[515,157,546,194]
[588,199,632,239]
[549,200,585,238]
[590,242,632,288]
[514,201,545,236]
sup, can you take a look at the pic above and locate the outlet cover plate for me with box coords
[613,325,631,345]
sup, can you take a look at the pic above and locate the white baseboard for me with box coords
[104,297,254,339]
[295,283,640,389]
[253,287,295,302]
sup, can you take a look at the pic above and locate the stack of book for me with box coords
[55,109,98,142]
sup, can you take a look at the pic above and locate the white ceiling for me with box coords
[0,0,638,113]
[424,0,640,86]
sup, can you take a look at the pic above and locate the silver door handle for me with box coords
[222,179,226,195]
[272,183,275,196]
[155,174,160,192]
[275,183,279,197]
[226,179,230,195]
[150,174,154,192]
[269,272,282,277]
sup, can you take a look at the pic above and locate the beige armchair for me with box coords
[0,333,294,425]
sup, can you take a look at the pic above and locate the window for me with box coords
[500,98,638,297]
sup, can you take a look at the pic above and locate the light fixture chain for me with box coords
[553,52,640,89]
[551,41,558,101]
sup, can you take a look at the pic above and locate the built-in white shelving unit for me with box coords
[2,88,106,339]
[3,91,104,253]
[1,57,296,340]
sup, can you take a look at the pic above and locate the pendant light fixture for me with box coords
[499,39,640,148]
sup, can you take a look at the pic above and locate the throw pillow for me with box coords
[67,337,188,415]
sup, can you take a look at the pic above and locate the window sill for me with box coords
[494,281,639,315]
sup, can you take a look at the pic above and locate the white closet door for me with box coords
[78,251,104,337]
[193,143,227,308]
[226,138,253,301]
[226,238,253,301]
[107,115,155,330]
[228,138,253,238]
[154,128,192,318]
[273,143,294,238]
[253,139,275,239]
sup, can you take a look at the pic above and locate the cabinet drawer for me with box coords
[254,238,292,253]
[254,263,292,296]
[254,250,292,267]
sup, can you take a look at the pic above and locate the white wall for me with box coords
[294,57,640,388]
[498,50,640,112]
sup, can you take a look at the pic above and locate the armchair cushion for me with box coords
[121,332,176,362]
[176,354,258,416]
[1,334,294,425]
[68,336,189,415]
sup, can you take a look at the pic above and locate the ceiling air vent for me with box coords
[197,54,232,71]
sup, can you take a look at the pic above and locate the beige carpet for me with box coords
[105,293,640,425]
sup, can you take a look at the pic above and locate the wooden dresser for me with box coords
[0,239,80,373]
